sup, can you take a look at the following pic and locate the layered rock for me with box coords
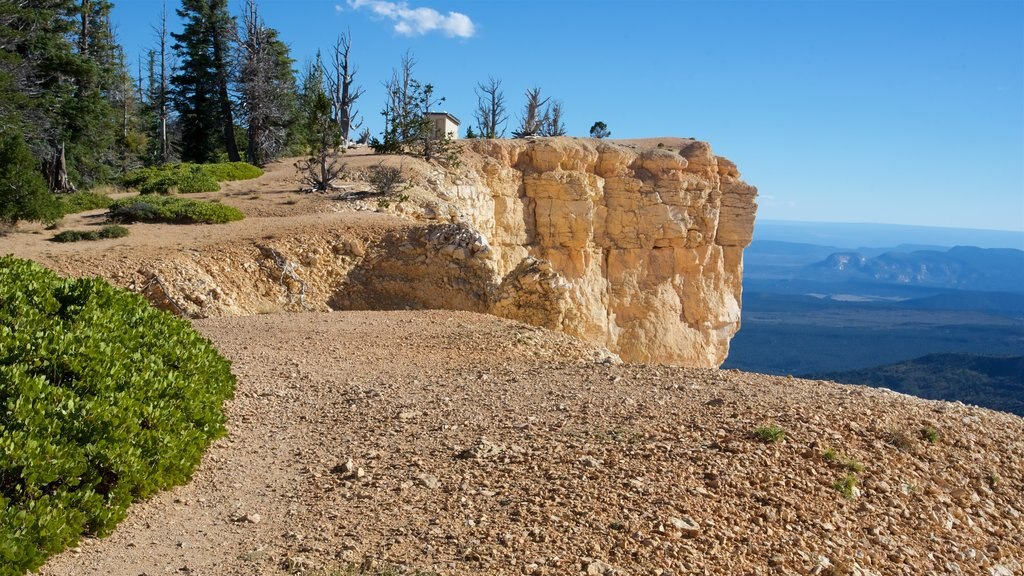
[445,137,758,366]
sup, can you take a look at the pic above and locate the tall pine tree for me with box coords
[172,0,239,164]
[236,0,296,167]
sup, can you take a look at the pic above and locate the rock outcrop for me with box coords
[16,137,757,368]
[445,137,758,366]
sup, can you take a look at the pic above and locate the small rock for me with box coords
[416,473,440,489]
[398,410,421,420]
[669,516,700,537]
[586,559,614,575]
[580,456,602,468]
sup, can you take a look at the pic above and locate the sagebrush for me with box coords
[0,257,236,574]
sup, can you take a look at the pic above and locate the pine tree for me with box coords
[236,0,297,166]
[172,0,239,164]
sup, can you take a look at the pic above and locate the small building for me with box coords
[426,112,460,140]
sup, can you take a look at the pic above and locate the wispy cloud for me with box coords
[335,4,344,13]
[347,0,475,38]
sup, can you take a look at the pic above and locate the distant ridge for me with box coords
[812,353,1024,416]
[756,220,1024,250]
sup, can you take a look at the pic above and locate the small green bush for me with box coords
[919,426,939,443]
[0,257,235,574]
[52,225,129,243]
[108,196,244,225]
[202,162,263,182]
[753,424,786,443]
[55,191,114,216]
[0,128,61,226]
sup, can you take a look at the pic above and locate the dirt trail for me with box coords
[37,311,1024,576]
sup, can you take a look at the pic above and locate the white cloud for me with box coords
[347,0,475,38]
[335,4,343,12]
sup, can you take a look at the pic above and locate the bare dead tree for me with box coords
[540,100,565,136]
[512,87,549,138]
[382,51,416,143]
[327,31,364,145]
[474,77,507,138]
[153,1,170,163]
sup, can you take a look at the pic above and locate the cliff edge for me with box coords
[452,137,758,366]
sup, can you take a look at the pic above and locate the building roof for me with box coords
[426,111,461,125]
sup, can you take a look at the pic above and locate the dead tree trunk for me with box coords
[49,142,77,193]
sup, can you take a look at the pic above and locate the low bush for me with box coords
[121,162,262,195]
[202,162,264,182]
[0,257,235,574]
[107,196,244,225]
[51,225,129,243]
[55,191,114,216]
[175,166,220,194]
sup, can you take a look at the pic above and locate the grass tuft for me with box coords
[753,424,786,443]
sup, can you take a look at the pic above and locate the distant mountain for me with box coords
[812,353,1024,416]
[755,220,1024,250]
[797,246,1024,293]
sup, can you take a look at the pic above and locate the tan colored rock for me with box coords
[456,137,758,367]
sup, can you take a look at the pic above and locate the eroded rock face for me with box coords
[451,137,758,367]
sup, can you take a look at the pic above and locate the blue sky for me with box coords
[111,0,1024,232]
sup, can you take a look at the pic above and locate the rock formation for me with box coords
[16,137,757,368]
[448,137,758,366]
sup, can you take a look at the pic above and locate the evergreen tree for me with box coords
[0,128,61,227]
[236,0,297,166]
[0,0,131,191]
[172,0,239,163]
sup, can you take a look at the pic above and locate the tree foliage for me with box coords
[171,0,239,163]
[590,121,611,139]
[0,128,61,227]
[295,54,344,191]
[235,0,296,166]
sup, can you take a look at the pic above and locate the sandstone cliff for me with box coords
[446,137,758,366]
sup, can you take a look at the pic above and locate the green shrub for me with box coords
[753,424,786,443]
[107,196,244,224]
[0,128,61,226]
[55,191,114,216]
[0,257,235,574]
[202,162,263,182]
[919,426,939,443]
[175,166,220,194]
[52,225,129,243]
[121,162,262,195]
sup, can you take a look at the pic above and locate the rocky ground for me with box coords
[2,145,1020,575]
[36,310,1024,576]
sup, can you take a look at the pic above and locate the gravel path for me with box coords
[39,310,1024,576]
